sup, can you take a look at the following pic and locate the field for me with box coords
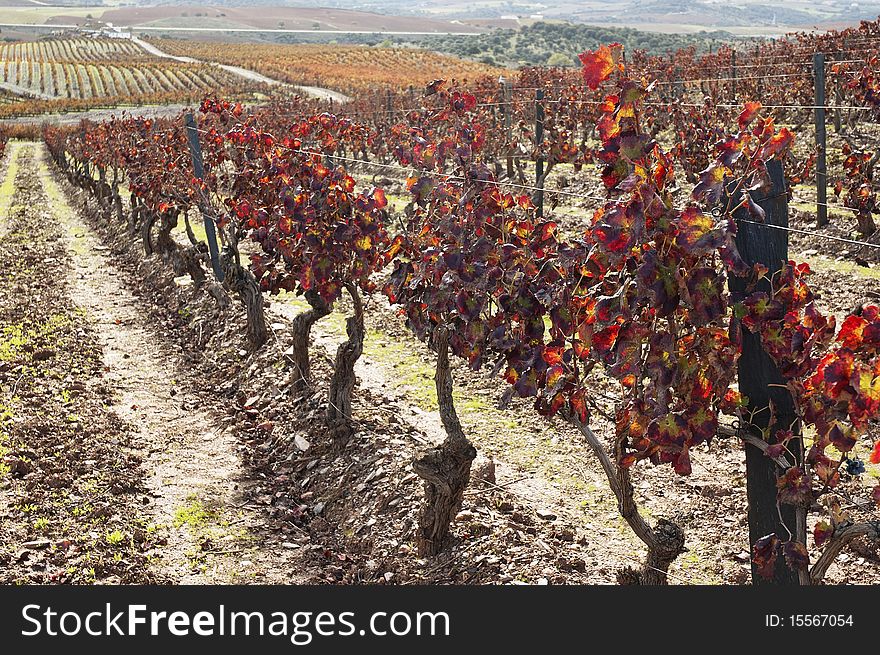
[153,39,506,93]
[0,38,258,102]
[0,4,488,33]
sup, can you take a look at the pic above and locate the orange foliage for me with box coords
[154,40,506,94]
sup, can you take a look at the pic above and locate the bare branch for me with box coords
[810,521,880,585]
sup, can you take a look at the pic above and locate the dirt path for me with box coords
[132,36,350,103]
[0,80,55,101]
[0,103,193,127]
[1,143,159,583]
[23,141,308,584]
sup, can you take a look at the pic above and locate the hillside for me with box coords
[409,21,737,67]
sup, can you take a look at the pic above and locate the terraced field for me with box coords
[0,37,259,103]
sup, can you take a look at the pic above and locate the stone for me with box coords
[536,509,557,521]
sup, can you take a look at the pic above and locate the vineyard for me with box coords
[0,16,879,592]
[0,38,262,118]
[152,40,507,95]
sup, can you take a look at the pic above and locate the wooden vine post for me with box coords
[534,88,545,218]
[184,112,225,282]
[813,53,829,228]
[729,160,808,585]
[499,75,513,179]
[184,112,268,349]
[730,48,737,101]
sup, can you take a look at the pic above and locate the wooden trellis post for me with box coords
[534,88,545,218]
[729,160,808,585]
[814,53,828,227]
[184,112,224,282]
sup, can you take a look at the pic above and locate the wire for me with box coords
[736,218,880,250]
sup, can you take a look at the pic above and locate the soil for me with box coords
[1,138,877,586]
[0,142,163,583]
[0,142,309,584]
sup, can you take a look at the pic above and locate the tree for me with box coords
[546,52,573,67]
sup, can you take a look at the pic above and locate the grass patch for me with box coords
[363,327,436,410]
[0,314,69,363]
[173,496,219,530]
[802,254,880,281]
[790,200,853,220]
[0,324,27,362]
[675,546,722,584]
[176,215,208,245]
[276,291,350,335]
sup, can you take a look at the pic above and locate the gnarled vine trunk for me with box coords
[326,283,364,435]
[221,245,268,350]
[289,289,331,396]
[574,419,685,585]
[129,193,141,235]
[112,184,123,222]
[141,209,157,256]
[856,211,877,236]
[156,209,179,257]
[151,209,206,287]
[412,329,477,556]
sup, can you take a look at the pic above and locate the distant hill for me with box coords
[129,1,880,32]
[403,22,738,68]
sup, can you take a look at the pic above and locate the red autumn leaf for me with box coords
[687,405,717,444]
[777,467,812,505]
[517,195,533,210]
[782,540,810,570]
[692,163,729,204]
[738,101,762,129]
[570,389,588,423]
[814,455,840,488]
[597,114,621,144]
[542,345,564,366]
[372,187,388,209]
[545,365,565,389]
[719,388,746,414]
[672,448,692,476]
[828,423,856,453]
[837,314,867,349]
[619,80,647,105]
[514,369,538,398]
[870,440,880,465]
[549,392,566,416]
[647,413,689,448]
[578,45,619,90]
[820,350,855,398]
[753,533,780,579]
[813,521,833,547]
[759,127,795,159]
[455,289,482,321]
[592,324,620,355]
